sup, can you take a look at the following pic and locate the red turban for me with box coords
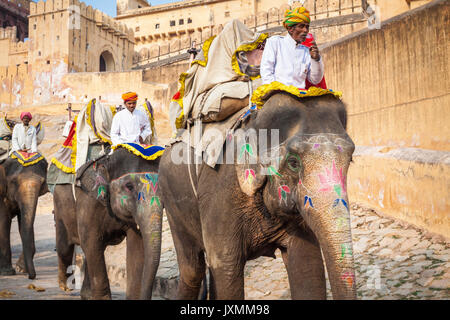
[122,92,138,102]
[20,112,32,120]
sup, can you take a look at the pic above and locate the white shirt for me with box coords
[260,34,324,88]
[110,108,152,146]
[11,123,37,154]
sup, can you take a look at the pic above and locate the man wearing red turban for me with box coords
[111,92,152,146]
[11,111,37,154]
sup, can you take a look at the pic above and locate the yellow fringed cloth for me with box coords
[10,151,45,167]
[251,81,343,108]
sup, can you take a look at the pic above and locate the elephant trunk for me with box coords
[136,206,163,300]
[315,210,356,299]
[297,146,356,299]
[17,179,42,279]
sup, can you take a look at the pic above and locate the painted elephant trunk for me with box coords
[17,180,41,279]
[136,207,163,300]
[297,142,356,299]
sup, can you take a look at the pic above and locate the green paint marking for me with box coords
[334,185,342,197]
[150,196,161,207]
[120,195,128,207]
[268,166,282,177]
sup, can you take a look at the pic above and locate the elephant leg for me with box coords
[55,218,75,292]
[207,260,245,300]
[14,213,26,274]
[125,228,144,300]
[168,220,206,299]
[281,233,326,300]
[0,207,15,275]
[77,192,111,300]
[80,259,92,300]
[16,212,36,279]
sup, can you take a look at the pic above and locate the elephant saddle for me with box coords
[10,151,45,167]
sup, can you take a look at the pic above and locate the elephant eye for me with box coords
[286,154,302,172]
[125,182,134,191]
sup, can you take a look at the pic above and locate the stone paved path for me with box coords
[0,212,126,300]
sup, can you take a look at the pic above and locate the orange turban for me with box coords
[283,7,311,29]
[122,92,138,102]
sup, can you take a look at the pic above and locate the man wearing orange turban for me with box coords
[260,6,325,89]
[111,92,152,146]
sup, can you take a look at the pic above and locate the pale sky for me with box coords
[33,0,183,17]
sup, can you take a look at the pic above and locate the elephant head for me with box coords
[77,148,163,299]
[235,93,356,299]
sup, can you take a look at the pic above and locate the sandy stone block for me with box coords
[399,238,420,252]
[412,240,431,250]
[429,279,450,289]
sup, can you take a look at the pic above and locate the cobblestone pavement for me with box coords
[116,203,449,300]
[0,212,125,300]
[242,203,449,300]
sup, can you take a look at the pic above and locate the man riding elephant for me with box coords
[0,112,48,280]
[260,6,325,89]
[10,112,37,155]
[111,92,152,147]
[48,96,163,299]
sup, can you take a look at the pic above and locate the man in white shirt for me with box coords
[260,6,324,89]
[11,111,38,155]
[110,92,152,146]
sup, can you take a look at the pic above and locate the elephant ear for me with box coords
[234,128,267,196]
[236,163,266,196]
[77,158,110,207]
[235,129,286,196]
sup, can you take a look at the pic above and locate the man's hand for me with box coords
[139,136,144,144]
[310,41,320,61]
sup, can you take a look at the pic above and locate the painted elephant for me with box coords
[159,93,356,299]
[0,157,48,279]
[72,147,163,300]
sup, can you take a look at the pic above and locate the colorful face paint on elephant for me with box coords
[110,172,161,224]
[293,134,356,295]
[240,133,356,297]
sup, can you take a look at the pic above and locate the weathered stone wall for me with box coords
[119,0,370,66]
[319,0,449,237]
[321,0,449,151]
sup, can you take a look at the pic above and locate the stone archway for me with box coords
[99,50,115,72]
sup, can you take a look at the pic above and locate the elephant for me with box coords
[159,93,356,299]
[64,147,164,300]
[0,156,48,279]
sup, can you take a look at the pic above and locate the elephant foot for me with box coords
[0,267,16,276]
